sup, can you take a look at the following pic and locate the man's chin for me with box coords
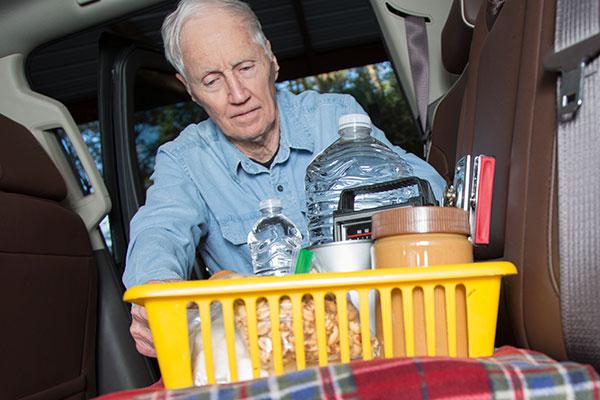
[223,115,277,146]
[229,120,272,140]
[225,127,266,145]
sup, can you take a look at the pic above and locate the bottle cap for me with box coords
[338,113,371,131]
[259,198,282,210]
[372,206,470,239]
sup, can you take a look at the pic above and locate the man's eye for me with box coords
[240,64,255,72]
[203,77,219,87]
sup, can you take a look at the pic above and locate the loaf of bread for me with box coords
[233,295,380,373]
[206,270,380,374]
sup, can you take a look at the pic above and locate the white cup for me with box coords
[308,240,373,273]
[308,240,376,334]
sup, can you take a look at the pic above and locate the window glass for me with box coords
[51,123,114,251]
[131,68,207,191]
[133,101,207,190]
[79,121,103,174]
[51,127,95,195]
[276,61,421,155]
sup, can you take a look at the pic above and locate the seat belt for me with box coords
[404,15,430,156]
[545,0,600,368]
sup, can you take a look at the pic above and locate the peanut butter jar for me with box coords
[372,206,472,357]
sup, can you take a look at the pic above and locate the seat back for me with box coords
[0,114,97,399]
[429,0,483,184]
[452,0,569,361]
[501,0,568,361]
[454,0,525,261]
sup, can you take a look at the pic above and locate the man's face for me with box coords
[178,10,279,150]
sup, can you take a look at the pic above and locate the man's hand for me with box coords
[130,279,181,357]
[130,303,157,357]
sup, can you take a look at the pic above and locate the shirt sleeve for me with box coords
[340,94,447,203]
[122,146,209,288]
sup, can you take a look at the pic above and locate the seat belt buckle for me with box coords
[544,32,600,122]
[556,62,585,122]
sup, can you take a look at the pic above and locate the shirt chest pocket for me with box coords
[216,211,260,246]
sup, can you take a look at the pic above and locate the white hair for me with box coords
[161,0,272,80]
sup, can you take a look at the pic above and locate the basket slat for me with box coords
[221,299,238,382]
[267,295,284,374]
[358,289,372,360]
[245,297,261,379]
[445,285,458,357]
[291,293,306,370]
[402,287,415,357]
[198,302,215,384]
[379,288,394,358]
[335,290,351,364]
[313,293,328,366]
[424,285,437,356]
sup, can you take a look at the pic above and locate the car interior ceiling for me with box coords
[27,0,389,126]
[1,0,599,398]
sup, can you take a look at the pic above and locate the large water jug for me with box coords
[247,198,303,276]
[305,114,415,246]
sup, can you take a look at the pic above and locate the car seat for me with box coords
[429,0,483,185]
[0,113,97,399]
[443,0,600,370]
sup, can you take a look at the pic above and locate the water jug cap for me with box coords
[338,113,371,131]
[259,198,282,210]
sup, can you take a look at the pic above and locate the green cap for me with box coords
[294,249,313,274]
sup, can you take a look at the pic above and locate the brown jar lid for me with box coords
[372,206,470,239]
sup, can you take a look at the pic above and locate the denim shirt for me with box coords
[123,89,446,288]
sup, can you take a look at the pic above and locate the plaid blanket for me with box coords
[96,346,600,400]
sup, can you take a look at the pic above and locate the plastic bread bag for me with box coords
[303,248,377,334]
[233,294,381,375]
[188,271,254,385]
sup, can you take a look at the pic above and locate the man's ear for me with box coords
[175,72,187,88]
[176,72,200,104]
[267,41,280,81]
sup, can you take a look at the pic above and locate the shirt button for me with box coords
[277,185,284,192]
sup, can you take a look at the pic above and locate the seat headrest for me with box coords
[463,0,482,26]
[442,0,484,74]
[0,114,67,201]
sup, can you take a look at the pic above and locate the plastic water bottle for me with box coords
[248,198,303,276]
[305,113,416,246]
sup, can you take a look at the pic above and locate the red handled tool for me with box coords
[470,155,495,245]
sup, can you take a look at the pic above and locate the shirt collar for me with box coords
[277,89,314,153]
[218,89,315,176]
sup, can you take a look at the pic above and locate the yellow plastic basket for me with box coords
[124,261,516,389]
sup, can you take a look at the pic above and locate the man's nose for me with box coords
[226,73,250,104]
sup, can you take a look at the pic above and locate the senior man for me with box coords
[124,0,446,356]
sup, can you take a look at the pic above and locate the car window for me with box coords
[133,97,207,190]
[50,121,114,251]
[277,61,421,156]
